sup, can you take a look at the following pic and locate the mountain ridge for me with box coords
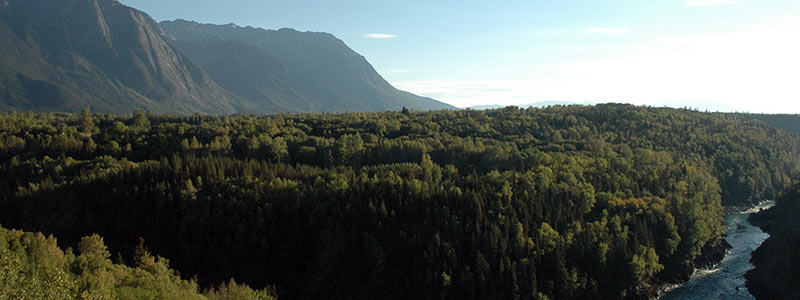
[160,19,455,113]
[0,0,250,114]
[0,0,453,114]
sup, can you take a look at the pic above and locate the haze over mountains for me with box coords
[161,20,453,113]
[0,0,454,114]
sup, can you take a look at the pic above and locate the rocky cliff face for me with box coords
[0,0,248,114]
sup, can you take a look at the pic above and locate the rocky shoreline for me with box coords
[696,238,732,269]
[655,201,775,299]
[653,236,731,299]
[745,200,800,300]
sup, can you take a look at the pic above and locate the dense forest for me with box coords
[1,104,798,300]
[747,180,800,300]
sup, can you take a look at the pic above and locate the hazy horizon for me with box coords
[124,0,800,114]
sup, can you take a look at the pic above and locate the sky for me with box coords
[123,0,800,113]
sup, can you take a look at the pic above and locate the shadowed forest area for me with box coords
[1,104,799,300]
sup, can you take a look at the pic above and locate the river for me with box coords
[659,202,774,300]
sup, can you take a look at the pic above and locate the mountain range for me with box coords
[160,20,453,113]
[0,0,454,114]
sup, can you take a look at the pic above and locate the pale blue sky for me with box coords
[124,0,800,113]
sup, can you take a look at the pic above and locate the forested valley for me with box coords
[1,104,799,300]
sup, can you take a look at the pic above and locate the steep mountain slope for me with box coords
[0,0,251,114]
[170,37,320,112]
[160,19,455,112]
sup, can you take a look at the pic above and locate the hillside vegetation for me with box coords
[0,225,276,300]
[1,104,798,300]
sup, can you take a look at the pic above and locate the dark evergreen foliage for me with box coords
[1,104,798,300]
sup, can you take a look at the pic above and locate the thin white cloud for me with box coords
[684,0,742,7]
[364,33,397,39]
[587,28,629,35]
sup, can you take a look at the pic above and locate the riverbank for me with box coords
[724,200,776,215]
[746,192,800,300]
[657,201,774,299]
[653,236,731,298]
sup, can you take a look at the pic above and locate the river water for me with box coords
[659,202,774,300]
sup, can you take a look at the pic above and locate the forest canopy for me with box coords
[1,104,798,300]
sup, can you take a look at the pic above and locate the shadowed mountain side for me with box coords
[0,0,252,114]
[171,38,363,113]
[160,19,455,112]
